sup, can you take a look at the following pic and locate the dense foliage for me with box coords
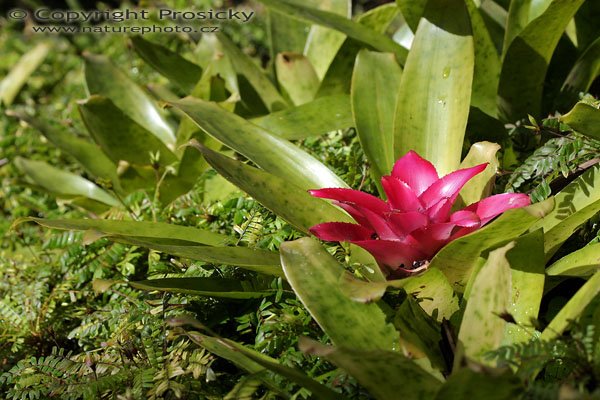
[1,0,600,399]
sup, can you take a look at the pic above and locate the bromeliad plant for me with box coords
[6,0,600,398]
[309,150,531,277]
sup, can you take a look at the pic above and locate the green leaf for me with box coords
[216,33,289,112]
[250,94,353,140]
[78,96,178,167]
[503,0,533,54]
[457,141,501,208]
[430,199,554,291]
[478,1,507,53]
[129,278,275,299]
[8,111,118,185]
[275,53,319,106]
[498,0,585,121]
[130,36,203,93]
[529,164,600,259]
[395,0,427,33]
[114,236,283,276]
[433,368,522,400]
[465,0,501,117]
[339,268,458,321]
[394,296,446,371]
[211,336,346,400]
[404,268,460,321]
[303,0,350,80]
[13,158,119,207]
[573,1,600,51]
[257,0,408,63]
[457,242,513,365]
[351,50,401,191]
[280,237,399,351]
[83,53,175,146]
[560,101,600,140]
[18,217,229,246]
[559,37,600,108]
[503,230,545,344]
[191,143,351,234]
[0,42,50,106]
[317,4,401,97]
[171,97,348,190]
[300,338,441,400]
[393,0,474,175]
[546,242,600,277]
[184,332,288,396]
[268,9,310,55]
[541,271,600,340]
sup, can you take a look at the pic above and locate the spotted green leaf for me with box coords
[190,143,351,234]
[83,53,176,146]
[458,242,513,364]
[280,237,399,351]
[430,199,553,290]
[300,338,441,400]
[171,97,348,190]
[250,94,353,140]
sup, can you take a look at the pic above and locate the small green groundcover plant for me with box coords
[1,0,600,398]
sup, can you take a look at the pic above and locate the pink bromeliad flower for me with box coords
[309,151,530,278]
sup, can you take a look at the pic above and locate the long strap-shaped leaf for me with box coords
[300,338,441,400]
[546,242,600,277]
[250,94,353,140]
[257,0,408,63]
[216,33,289,112]
[191,143,351,234]
[84,53,176,146]
[303,0,350,80]
[78,96,178,166]
[129,278,277,299]
[465,0,501,117]
[316,3,401,97]
[429,199,553,290]
[130,36,203,93]
[8,111,119,186]
[351,50,401,193]
[280,237,399,351]
[114,237,282,276]
[503,230,545,345]
[457,242,513,365]
[171,97,348,190]
[188,332,344,399]
[498,0,585,121]
[0,42,50,106]
[530,164,600,259]
[393,0,474,175]
[17,217,229,246]
[541,271,600,340]
[13,158,119,207]
[559,37,600,109]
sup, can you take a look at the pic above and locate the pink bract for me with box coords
[309,151,530,278]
